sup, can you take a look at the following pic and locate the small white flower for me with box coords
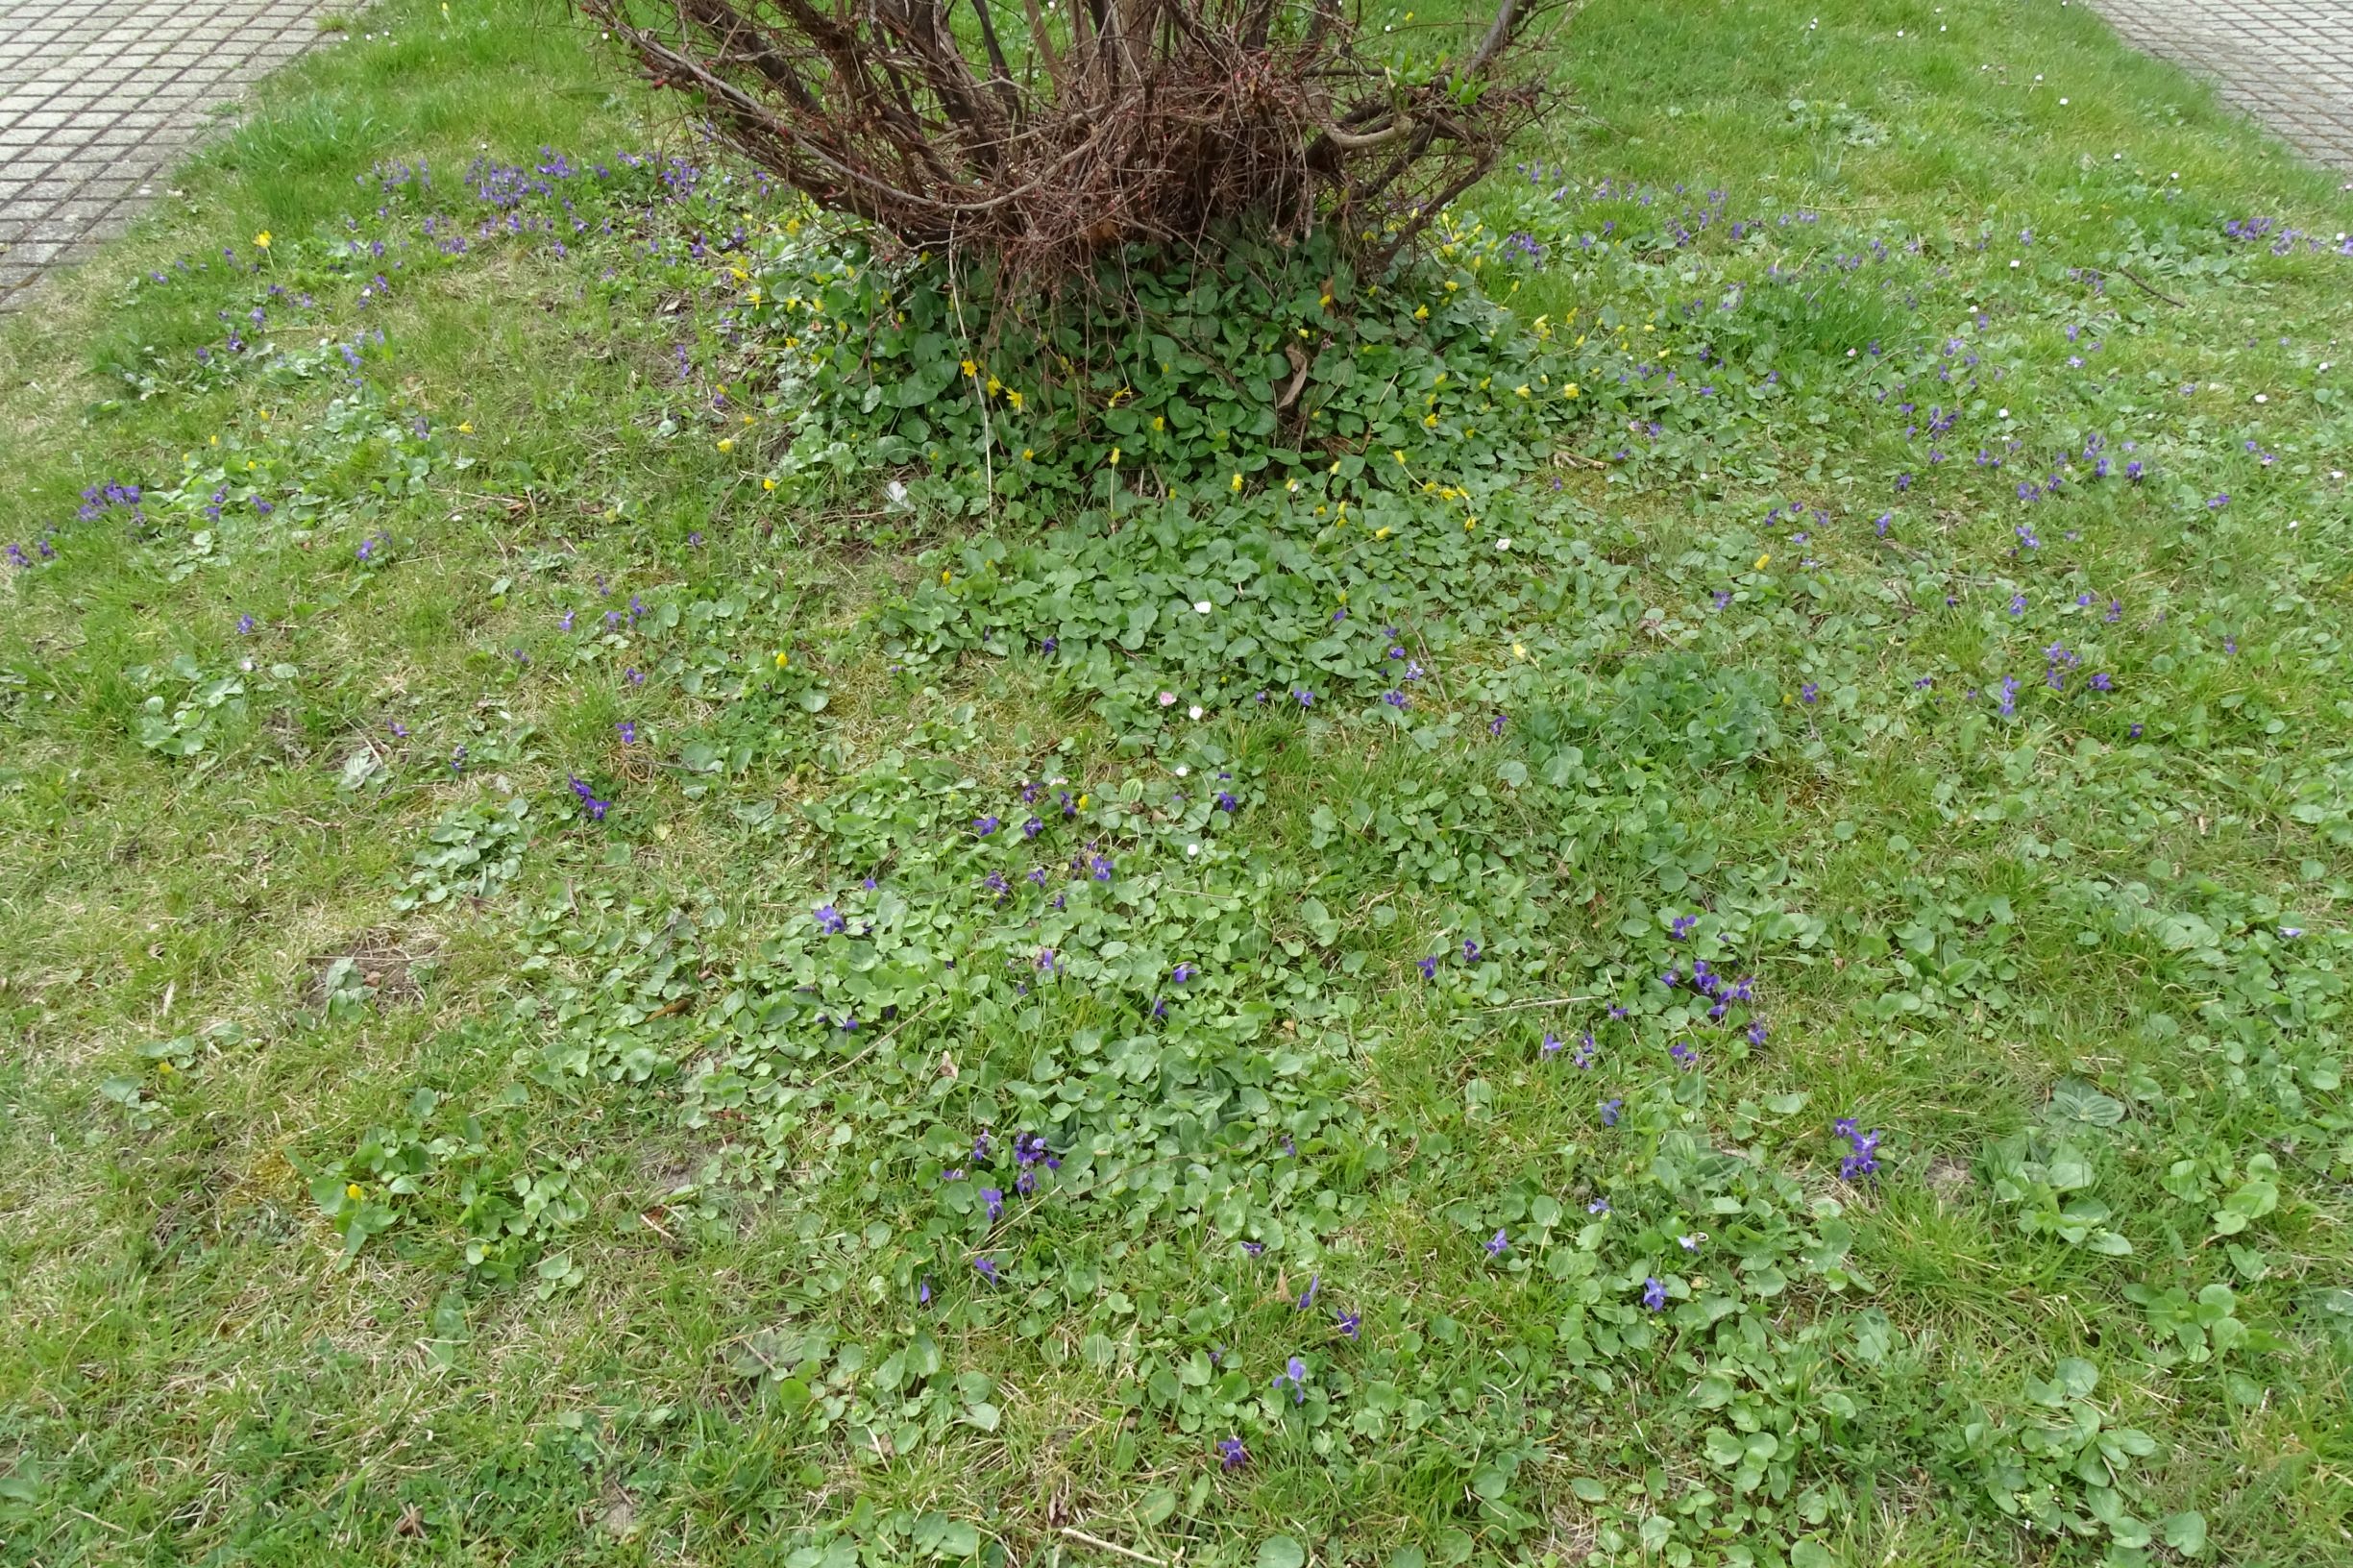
[2058,97,2069,106]
[1185,843,1200,857]
[1998,407,2010,418]
[1496,537,1512,551]
[1193,600,1212,614]
[2009,259,2021,268]
[2255,393,2268,404]
[1189,704,1203,720]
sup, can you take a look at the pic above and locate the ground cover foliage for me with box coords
[3,1,2353,1565]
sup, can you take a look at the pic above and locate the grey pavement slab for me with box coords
[0,0,331,309]
[2089,0,2353,176]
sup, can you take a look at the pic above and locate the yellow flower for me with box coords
[1464,517,1477,531]
[1006,390,1023,410]
[1443,281,1459,293]
[456,420,474,432]
[1514,385,1531,398]
[942,570,953,584]
[1392,449,1407,464]
[345,1183,363,1201]
[747,287,761,304]
[717,437,734,452]
[730,265,748,281]
[986,376,1001,396]
[762,477,776,491]
[1414,305,1430,320]
[1153,416,1165,432]
[254,231,272,249]
[774,650,790,668]
[961,358,977,377]
[1755,552,1772,570]
[1231,473,1243,492]
[1285,478,1298,493]
[1076,794,1089,809]
[1374,526,1392,540]
[1021,448,1034,460]
[1109,447,1121,467]
[1512,642,1528,660]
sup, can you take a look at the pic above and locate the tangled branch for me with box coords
[580,0,1557,282]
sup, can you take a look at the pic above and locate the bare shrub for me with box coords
[580,0,1557,281]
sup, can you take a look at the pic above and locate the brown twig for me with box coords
[1057,1527,1167,1566]
[2116,263,2187,308]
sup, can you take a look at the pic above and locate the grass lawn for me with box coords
[3,1,2351,1564]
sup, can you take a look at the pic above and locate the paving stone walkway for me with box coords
[2089,0,2353,175]
[0,0,327,308]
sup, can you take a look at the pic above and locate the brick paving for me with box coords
[2088,0,2353,175]
[0,0,327,309]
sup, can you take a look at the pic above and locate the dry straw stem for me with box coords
[580,0,1560,282]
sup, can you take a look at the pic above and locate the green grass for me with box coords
[4,1,2353,1565]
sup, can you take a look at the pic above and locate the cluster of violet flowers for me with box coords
[1833,1118,1883,1182]
[4,527,58,569]
[953,1128,1064,1203]
[567,774,611,822]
